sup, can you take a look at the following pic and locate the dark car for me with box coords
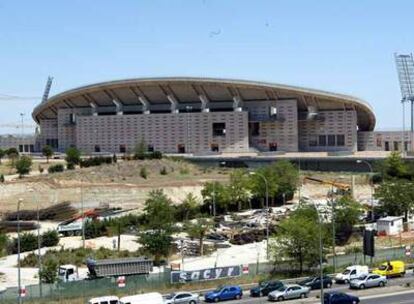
[299,275,333,289]
[250,280,284,297]
[324,291,359,304]
[204,285,242,302]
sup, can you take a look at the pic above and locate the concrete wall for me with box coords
[76,111,249,154]
[298,110,357,152]
[358,131,414,152]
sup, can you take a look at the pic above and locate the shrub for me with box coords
[48,164,64,173]
[15,155,32,177]
[160,166,168,175]
[80,156,113,168]
[112,154,117,163]
[41,230,59,247]
[151,151,163,159]
[140,167,148,179]
[39,257,58,283]
[180,166,189,175]
[67,163,75,170]
[8,232,37,254]
[38,165,44,173]
[0,174,4,183]
[65,147,81,166]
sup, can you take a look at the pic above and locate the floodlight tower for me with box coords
[395,53,414,152]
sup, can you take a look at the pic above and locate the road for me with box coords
[199,275,414,304]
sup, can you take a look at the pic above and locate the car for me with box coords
[268,284,310,301]
[88,296,119,304]
[250,280,284,297]
[323,291,360,304]
[204,285,242,302]
[335,265,369,284]
[349,274,387,289]
[163,292,200,304]
[372,260,405,278]
[298,275,333,289]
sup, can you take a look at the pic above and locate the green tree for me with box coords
[332,195,363,244]
[39,257,58,283]
[178,193,200,221]
[271,204,331,274]
[201,181,230,213]
[65,147,81,167]
[379,151,408,179]
[185,218,214,256]
[134,138,147,160]
[42,145,54,163]
[142,189,175,231]
[0,232,8,257]
[227,169,250,211]
[374,180,414,221]
[15,155,32,177]
[6,147,19,167]
[0,148,5,164]
[139,230,172,265]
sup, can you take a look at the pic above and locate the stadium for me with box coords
[31,77,408,155]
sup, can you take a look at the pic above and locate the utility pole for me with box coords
[329,187,336,273]
[17,198,23,304]
[20,113,24,153]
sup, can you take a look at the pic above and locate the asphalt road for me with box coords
[199,275,414,304]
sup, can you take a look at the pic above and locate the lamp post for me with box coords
[356,160,374,221]
[17,198,23,304]
[328,187,336,273]
[249,171,269,260]
[29,188,43,297]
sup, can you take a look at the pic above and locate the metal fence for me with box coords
[0,246,410,303]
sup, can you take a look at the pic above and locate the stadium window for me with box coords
[212,123,226,137]
[309,136,317,147]
[250,122,260,136]
[211,143,219,152]
[269,142,277,151]
[328,135,336,146]
[94,145,101,153]
[19,145,23,152]
[336,135,345,146]
[147,145,154,152]
[318,135,327,146]
[119,145,126,153]
[394,141,399,151]
[177,144,185,153]
[385,141,390,151]
[405,141,410,151]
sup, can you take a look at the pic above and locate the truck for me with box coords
[334,265,369,284]
[58,257,153,282]
[372,260,405,278]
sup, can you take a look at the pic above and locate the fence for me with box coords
[0,246,410,303]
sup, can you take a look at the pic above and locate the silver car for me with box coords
[268,284,310,301]
[349,274,387,289]
[163,292,200,304]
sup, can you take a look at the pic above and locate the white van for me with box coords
[335,265,369,284]
[88,296,119,304]
[119,292,163,304]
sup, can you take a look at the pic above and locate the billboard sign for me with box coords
[171,265,241,284]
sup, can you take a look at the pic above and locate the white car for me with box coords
[163,292,200,304]
[335,265,369,284]
[268,284,310,301]
[349,274,387,289]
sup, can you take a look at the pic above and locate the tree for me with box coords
[332,195,363,244]
[142,189,175,231]
[39,257,58,283]
[271,204,331,274]
[134,138,147,160]
[378,151,408,179]
[227,169,250,211]
[42,145,54,163]
[201,181,230,214]
[6,147,19,167]
[15,155,32,177]
[0,232,8,257]
[139,230,172,265]
[177,193,200,221]
[65,147,81,167]
[185,218,214,256]
[374,180,414,221]
[0,148,5,164]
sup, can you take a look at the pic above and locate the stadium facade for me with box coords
[30,77,410,155]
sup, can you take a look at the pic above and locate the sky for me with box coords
[1,0,414,134]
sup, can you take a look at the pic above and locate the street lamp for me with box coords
[17,198,23,304]
[249,171,270,260]
[356,160,374,221]
[29,188,42,297]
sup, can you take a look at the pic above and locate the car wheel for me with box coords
[300,293,306,299]
[344,279,349,284]
[379,281,385,287]
[235,294,241,300]
[359,284,365,289]
[326,283,332,288]
[189,301,196,304]
[277,296,284,301]
[214,297,219,303]
[259,291,263,297]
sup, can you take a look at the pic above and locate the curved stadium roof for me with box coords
[33,77,376,131]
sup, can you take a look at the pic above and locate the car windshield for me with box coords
[358,275,367,280]
[342,269,351,275]
[259,282,269,287]
[302,278,313,283]
[378,265,387,270]
[276,286,286,292]
[214,288,223,293]
[165,293,176,300]
[58,267,66,276]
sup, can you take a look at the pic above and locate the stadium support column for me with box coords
[138,96,150,114]
[112,99,123,115]
[233,95,242,112]
[90,102,98,116]
[167,94,179,114]
[199,94,210,112]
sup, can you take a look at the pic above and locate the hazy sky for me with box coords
[1,0,414,134]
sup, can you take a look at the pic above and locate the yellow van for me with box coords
[373,260,405,278]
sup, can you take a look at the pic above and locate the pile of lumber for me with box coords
[4,202,78,221]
